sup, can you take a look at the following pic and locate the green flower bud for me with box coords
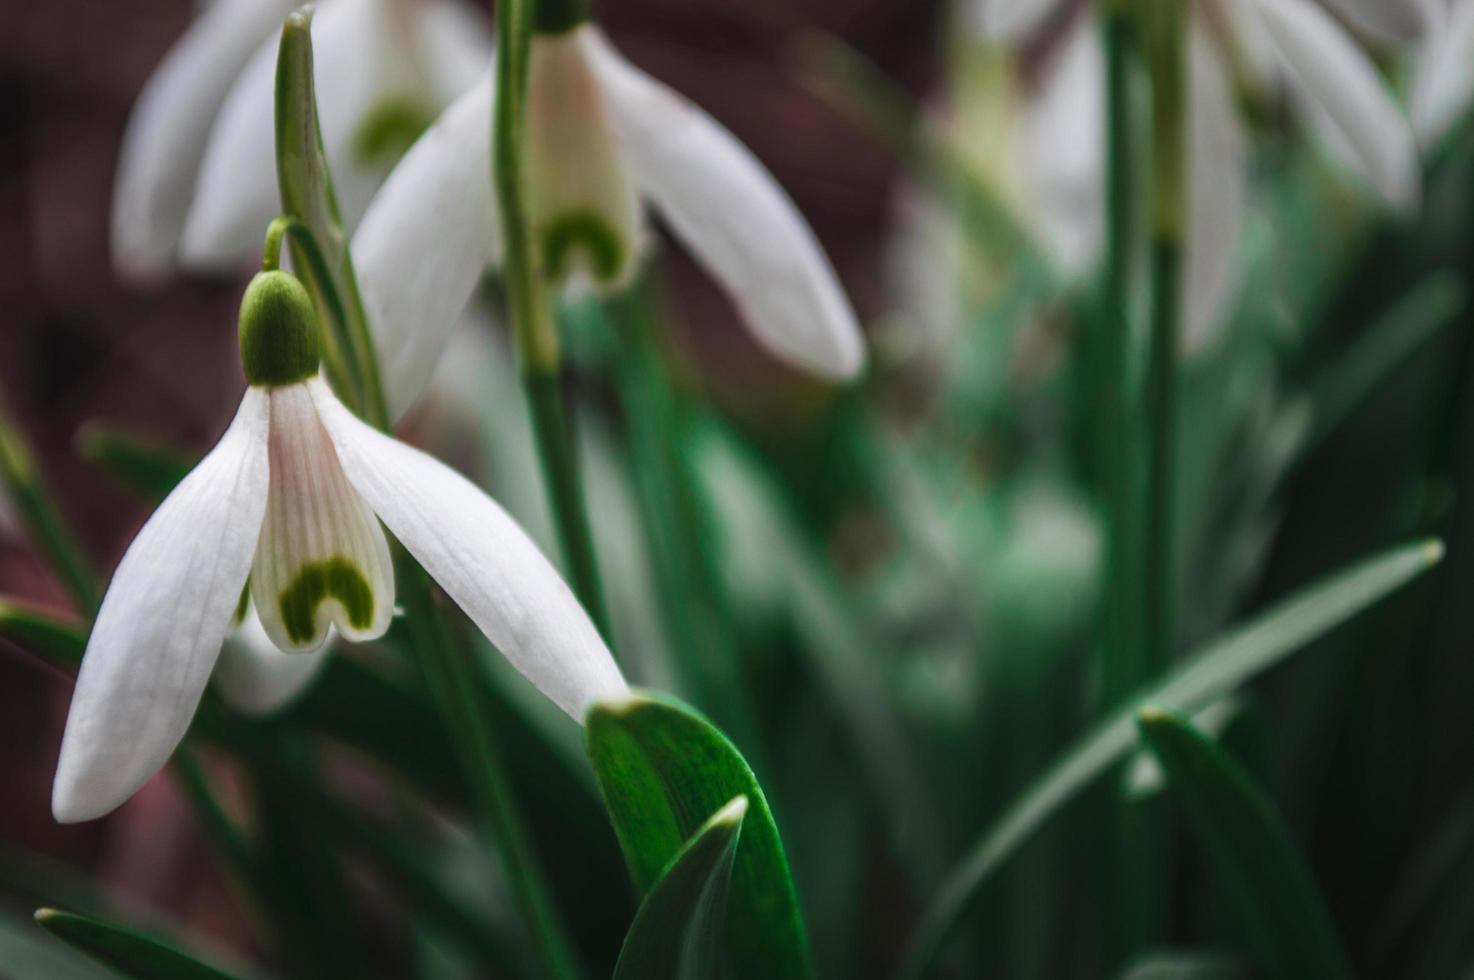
[238,271,321,388]
[534,0,590,35]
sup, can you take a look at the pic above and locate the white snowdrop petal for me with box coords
[213,606,331,714]
[52,390,271,823]
[1026,20,1106,277]
[251,382,395,653]
[967,0,1058,43]
[587,32,866,380]
[352,76,500,421]
[525,27,644,289]
[1321,0,1438,42]
[310,379,629,720]
[112,0,299,281]
[417,0,494,102]
[1183,25,1248,354]
[181,0,430,271]
[1249,0,1420,210]
[1411,0,1474,147]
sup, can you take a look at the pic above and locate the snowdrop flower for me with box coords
[969,0,1422,350]
[52,268,626,822]
[113,0,490,280]
[353,8,864,419]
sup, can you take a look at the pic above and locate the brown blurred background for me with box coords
[0,0,939,958]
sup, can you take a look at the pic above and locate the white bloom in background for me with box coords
[52,270,626,822]
[967,0,1422,350]
[353,20,864,419]
[112,0,490,280]
[1411,0,1474,147]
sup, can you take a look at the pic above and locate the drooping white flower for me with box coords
[111,0,490,280]
[353,20,864,419]
[959,0,1420,350]
[52,269,626,823]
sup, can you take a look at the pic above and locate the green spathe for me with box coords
[278,556,375,645]
[239,271,321,388]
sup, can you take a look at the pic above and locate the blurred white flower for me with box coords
[52,270,626,822]
[965,0,1421,350]
[112,0,490,281]
[1410,0,1474,147]
[353,22,865,419]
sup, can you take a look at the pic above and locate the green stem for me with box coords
[0,398,101,616]
[402,565,585,980]
[1142,0,1186,690]
[492,0,613,645]
[1099,4,1137,710]
[523,368,615,643]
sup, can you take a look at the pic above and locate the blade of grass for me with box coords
[894,538,1442,980]
[34,909,248,980]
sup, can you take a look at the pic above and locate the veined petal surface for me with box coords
[587,32,865,380]
[213,605,332,714]
[53,389,271,823]
[1247,0,1420,210]
[310,380,629,720]
[251,382,395,653]
[113,0,298,280]
[352,75,500,420]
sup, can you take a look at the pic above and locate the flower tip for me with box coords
[50,772,115,825]
[711,794,750,826]
[1423,538,1446,565]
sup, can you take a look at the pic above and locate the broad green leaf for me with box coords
[75,423,191,503]
[0,597,84,667]
[1118,950,1242,980]
[34,909,246,980]
[613,796,747,980]
[895,539,1441,980]
[1137,709,1351,979]
[586,691,812,980]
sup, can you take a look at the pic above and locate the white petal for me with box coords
[525,28,644,289]
[180,0,436,271]
[213,605,331,714]
[966,0,1058,43]
[1411,0,1474,146]
[1321,0,1439,42]
[587,32,866,380]
[1025,20,1105,277]
[352,75,500,421]
[1247,0,1421,210]
[251,381,395,652]
[416,0,494,102]
[53,390,271,823]
[113,0,298,280]
[310,379,629,720]
[1183,25,1248,354]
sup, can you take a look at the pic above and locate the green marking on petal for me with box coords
[278,556,375,645]
[351,97,437,169]
[541,209,627,285]
[232,581,251,628]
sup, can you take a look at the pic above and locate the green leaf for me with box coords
[586,691,812,980]
[613,796,747,980]
[0,597,84,667]
[0,910,111,980]
[75,422,191,503]
[1117,950,1242,980]
[895,539,1442,980]
[34,909,246,980]
[1136,709,1351,979]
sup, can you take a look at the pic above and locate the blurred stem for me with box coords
[0,396,101,616]
[1142,0,1185,685]
[493,0,613,644]
[1098,3,1137,709]
[402,562,585,980]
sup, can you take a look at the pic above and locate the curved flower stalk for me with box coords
[112,0,490,280]
[966,0,1422,350]
[353,20,864,418]
[52,267,627,823]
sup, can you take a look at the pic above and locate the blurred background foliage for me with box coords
[3,0,1474,978]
